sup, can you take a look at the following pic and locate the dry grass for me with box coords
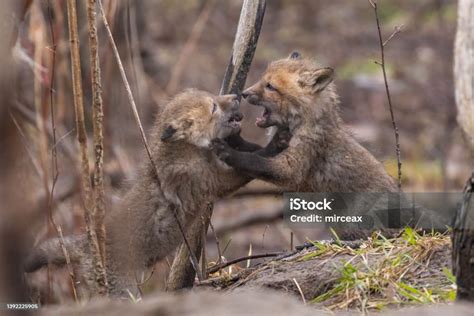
[200,228,454,314]
[302,229,455,312]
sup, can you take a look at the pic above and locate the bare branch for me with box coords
[87,0,107,272]
[97,0,156,175]
[66,0,107,295]
[47,0,78,300]
[369,0,403,190]
[293,278,306,304]
[207,252,282,274]
[383,25,404,47]
[208,220,222,265]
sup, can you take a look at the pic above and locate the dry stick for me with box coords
[97,0,154,173]
[46,0,78,300]
[200,214,209,279]
[222,238,232,255]
[96,0,202,280]
[66,0,107,295]
[166,0,217,95]
[207,252,282,274]
[170,206,204,281]
[86,0,107,271]
[369,0,403,190]
[208,220,223,265]
[293,278,306,304]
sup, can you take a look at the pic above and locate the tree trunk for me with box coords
[452,176,474,301]
[166,0,266,290]
[452,0,474,302]
[454,0,474,154]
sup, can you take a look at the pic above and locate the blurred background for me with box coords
[7,0,471,303]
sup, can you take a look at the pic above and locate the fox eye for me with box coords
[212,102,218,114]
[265,82,277,92]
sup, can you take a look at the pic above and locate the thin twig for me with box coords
[207,252,282,274]
[201,214,208,280]
[87,0,107,272]
[369,0,403,190]
[46,0,78,300]
[170,206,203,281]
[383,25,404,47]
[66,0,107,295]
[97,0,156,176]
[137,266,156,286]
[222,238,232,255]
[293,278,306,304]
[208,220,223,265]
[96,0,202,278]
[262,224,269,250]
[290,232,294,251]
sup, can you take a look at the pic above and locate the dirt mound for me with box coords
[201,231,454,313]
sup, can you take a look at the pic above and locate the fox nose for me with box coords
[221,94,237,102]
[232,111,243,122]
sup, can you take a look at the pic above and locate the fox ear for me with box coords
[161,125,177,142]
[161,120,193,142]
[288,51,301,59]
[299,67,334,92]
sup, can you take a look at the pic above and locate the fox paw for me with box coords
[210,138,233,161]
[274,129,292,150]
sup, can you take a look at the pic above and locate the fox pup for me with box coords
[25,89,289,298]
[211,53,408,238]
[212,53,397,192]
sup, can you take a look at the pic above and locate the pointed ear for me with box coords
[160,125,177,142]
[299,67,334,92]
[160,120,193,142]
[288,51,301,60]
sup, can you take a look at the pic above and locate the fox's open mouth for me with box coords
[244,95,276,128]
[226,113,242,131]
[256,106,271,127]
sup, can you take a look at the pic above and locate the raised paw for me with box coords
[274,129,292,150]
[210,138,233,161]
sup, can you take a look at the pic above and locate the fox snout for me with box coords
[242,87,260,105]
[217,94,239,111]
[220,94,242,121]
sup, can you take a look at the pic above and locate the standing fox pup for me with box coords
[212,53,397,192]
[211,53,401,237]
[25,89,288,298]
